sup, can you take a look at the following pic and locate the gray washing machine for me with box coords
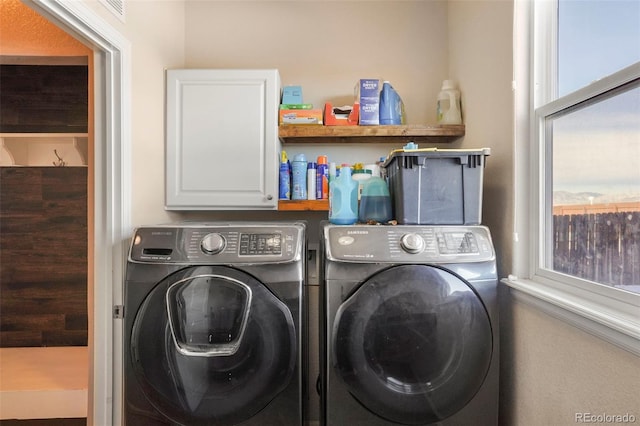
[320,223,499,425]
[124,222,306,426]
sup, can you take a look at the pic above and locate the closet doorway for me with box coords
[0,2,92,423]
[0,0,130,425]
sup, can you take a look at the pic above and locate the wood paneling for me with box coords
[0,65,88,133]
[0,167,87,347]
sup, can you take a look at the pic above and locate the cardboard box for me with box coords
[279,109,323,125]
[324,102,359,126]
[282,85,303,104]
[357,79,380,125]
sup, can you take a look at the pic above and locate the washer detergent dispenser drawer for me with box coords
[130,265,296,426]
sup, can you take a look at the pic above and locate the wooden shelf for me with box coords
[278,124,464,144]
[278,199,329,211]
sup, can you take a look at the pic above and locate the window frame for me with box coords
[508,0,640,355]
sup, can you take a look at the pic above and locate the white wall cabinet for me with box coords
[165,69,280,210]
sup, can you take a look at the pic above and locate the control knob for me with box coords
[201,233,226,255]
[400,233,425,254]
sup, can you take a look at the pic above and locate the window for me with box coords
[550,0,640,295]
[511,0,640,354]
[547,86,640,293]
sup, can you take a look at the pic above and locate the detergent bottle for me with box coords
[358,176,392,223]
[329,165,358,225]
[436,80,462,125]
[379,81,405,125]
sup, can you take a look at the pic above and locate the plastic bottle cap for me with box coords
[365,164,380,177]
[353,169,372,175]
[317,155,328,164]
[307,162,317,169]
[403,142,419,150]
[352,169,372,182]
[442,80,457,90]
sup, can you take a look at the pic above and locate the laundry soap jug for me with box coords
[329,166,358,225]
[436,80,462,125]
[358,176,392,223]
[379,81,405,125]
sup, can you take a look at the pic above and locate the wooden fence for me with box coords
[553,211,640,288]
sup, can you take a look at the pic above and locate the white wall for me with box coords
[502,299,640,425]
[83,0,186,226]
[184,1,448,125]
[448,0,514,276]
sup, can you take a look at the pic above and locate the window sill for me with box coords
[502,276,640,356]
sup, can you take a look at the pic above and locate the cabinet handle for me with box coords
[267,194,273,200]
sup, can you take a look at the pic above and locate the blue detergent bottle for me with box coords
[358,176,392,223]
[379,81,405,125]
[329,165,358,225]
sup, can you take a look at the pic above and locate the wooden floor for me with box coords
[0,420,85,426]
[0,347,88,420]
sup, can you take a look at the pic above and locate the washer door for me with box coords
[333,265,492,425]
[131,266,296,426]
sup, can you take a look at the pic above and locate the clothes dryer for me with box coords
[124,222,305,426]
[320,223,498,425]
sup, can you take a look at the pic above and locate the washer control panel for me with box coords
[129,223,302,264]
[326,224,494,263]
[239,233,282,256]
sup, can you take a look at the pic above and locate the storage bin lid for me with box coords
[382,147,490,169]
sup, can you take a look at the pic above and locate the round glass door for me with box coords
[333,264,492,425]
[130,265,296,426]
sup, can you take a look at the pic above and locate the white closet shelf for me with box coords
[1,133,89,166]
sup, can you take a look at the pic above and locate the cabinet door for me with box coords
[166,69,280,210]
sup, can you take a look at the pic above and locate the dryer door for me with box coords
[130,265,296,426]
[333,264,492,425]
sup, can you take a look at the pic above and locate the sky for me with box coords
[559,0,640,95]
[553,0,640,200]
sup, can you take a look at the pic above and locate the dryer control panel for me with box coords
[129,223,304,264]
[325,225,494,263]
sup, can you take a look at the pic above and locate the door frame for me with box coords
[26,1,131,424]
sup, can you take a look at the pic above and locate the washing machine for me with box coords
[124,222,306,426]
[320,223,499,425]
